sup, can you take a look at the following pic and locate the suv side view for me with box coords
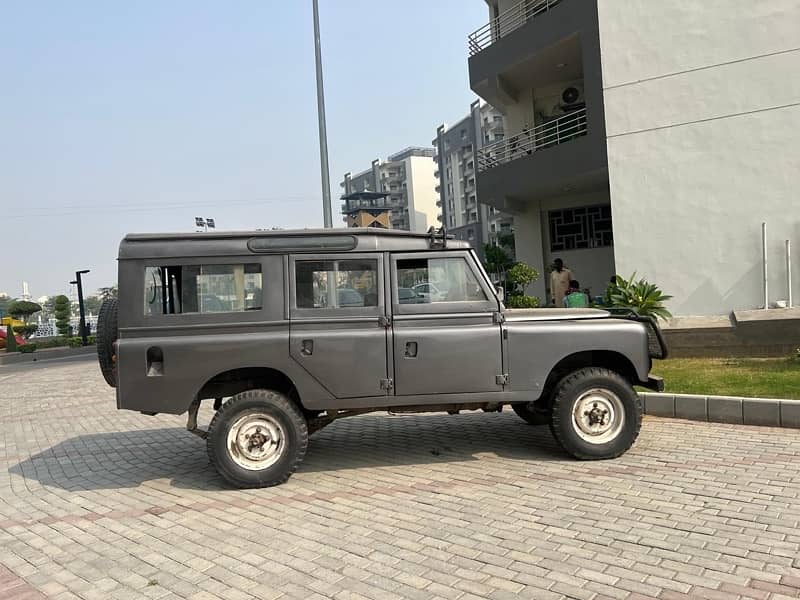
[97,228,666,488]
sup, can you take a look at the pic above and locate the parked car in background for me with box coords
[413,282,446,302]
[398,288,425,304]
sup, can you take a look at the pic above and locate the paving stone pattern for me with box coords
[1,363,800,599]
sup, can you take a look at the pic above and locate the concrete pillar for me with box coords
[513,205,547,302]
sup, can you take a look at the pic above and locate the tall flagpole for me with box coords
[313,0,333,228]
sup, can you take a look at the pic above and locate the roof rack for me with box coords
[427,226,451,249]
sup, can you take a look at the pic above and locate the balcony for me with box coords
[477,108,586,172]
[468,0,561,56]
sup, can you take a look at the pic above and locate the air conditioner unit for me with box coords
[560,85,585,109]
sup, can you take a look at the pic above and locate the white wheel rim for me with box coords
[226,412,286,471]
[571,388,625,445]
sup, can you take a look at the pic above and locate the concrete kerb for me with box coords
[0,346,96,366]
[640,392,800,428]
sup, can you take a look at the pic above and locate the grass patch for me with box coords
[649,357,800,399]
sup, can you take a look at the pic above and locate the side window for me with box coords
[295,259,379,310]
[396,257,488,304]
[144,264,262,315]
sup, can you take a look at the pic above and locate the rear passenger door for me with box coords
[289,254,390,399]
[390,251,503,397]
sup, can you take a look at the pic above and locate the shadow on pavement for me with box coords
[9,412,566,492]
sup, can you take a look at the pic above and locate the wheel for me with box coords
[207,389,308,488]
[96,298,118,387]
[549,367,642,460]
[511,402,550,426]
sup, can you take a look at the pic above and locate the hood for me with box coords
[504,308,610,322]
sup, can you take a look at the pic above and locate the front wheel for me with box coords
[549,367,642,460]
[207,389,308,488]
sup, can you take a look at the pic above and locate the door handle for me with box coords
[404,341,418,358]
[300,339,314,356]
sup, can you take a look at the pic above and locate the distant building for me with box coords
[341,191,393,229]
[21,281,31,301]
[341,147,439,233]
[433,101,514,257]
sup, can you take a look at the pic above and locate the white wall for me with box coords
[598,0,800,315]
[405,155,439,233]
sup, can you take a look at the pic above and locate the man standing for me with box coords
[549,258,573,307]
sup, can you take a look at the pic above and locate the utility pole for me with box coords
[70,269,90,346]
[313,0,333,228]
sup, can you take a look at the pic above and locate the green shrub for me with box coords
[5,325,17,352]
[53,295,71,336]
[67,337,84,348]
[608,273,673,320]
[13,324,38,340]
[506,295,541,309]
[88,335,96,345]
[18,344,37,353]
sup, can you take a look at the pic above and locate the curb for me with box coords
[640,392,800,429]
[0,346,96,366]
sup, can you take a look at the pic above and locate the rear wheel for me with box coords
[549,367,642,460]
[511,402,550,426]
[206,389,308,488]
[96,298,118,387]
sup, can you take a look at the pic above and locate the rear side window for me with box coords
[294,259,378,309]
[144,264,262,315]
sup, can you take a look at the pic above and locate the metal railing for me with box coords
[477,108,587,172]
[468,0,561,56]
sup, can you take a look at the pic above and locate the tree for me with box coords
[505,262,541,309]
[483,244,514,284]
[8,300,42,324]
[53,295,71,337]
[13,324,38,340]
[84,295,102,315]
[98,286,118,300]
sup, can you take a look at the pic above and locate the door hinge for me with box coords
[495,374,509,386]
[380,378,394,391]
[493,311,505,324]
[378,315,391,327]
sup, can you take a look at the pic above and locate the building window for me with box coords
[548,205,613,251]
[460,129,467,139]
[467,229,475,241]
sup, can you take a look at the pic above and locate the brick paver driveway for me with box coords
[1,360,799,600]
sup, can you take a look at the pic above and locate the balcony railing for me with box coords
[477,108,587,172]
[468,0,561,56]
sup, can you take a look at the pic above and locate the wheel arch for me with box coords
[196,367,302,407]
[538,350,641,407]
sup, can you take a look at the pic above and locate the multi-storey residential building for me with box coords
[340,148,438,233]
[433,101,513,255]
[468,0,800,315]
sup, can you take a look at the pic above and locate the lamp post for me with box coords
[313,0,333,228]
[70,269,90,346]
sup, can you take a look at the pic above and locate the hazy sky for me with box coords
[1,1,486,298]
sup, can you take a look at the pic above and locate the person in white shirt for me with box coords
[549,258,573,307]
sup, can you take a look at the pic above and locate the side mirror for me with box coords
[495,286,505,302]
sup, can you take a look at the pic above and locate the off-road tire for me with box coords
[96,298,118,387]
[549,367,642,460]
[511,402,550,426]
[206,389,308,488]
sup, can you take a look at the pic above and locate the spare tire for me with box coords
[96,298,118,387]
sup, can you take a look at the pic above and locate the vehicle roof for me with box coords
[118,228,472,259]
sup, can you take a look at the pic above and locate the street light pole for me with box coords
[313,0,333,228]
[71,269,90,346]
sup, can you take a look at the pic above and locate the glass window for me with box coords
[295,259,379,309]
[396,257,487,304]
[144,264,262,315]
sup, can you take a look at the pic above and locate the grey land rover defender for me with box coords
[96,228,666,488]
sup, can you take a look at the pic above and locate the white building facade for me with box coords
[341,148,439,233]
[468,0,800,315]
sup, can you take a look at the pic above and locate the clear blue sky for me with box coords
[0,1,487,298]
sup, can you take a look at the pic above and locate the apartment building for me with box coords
[468,0,800,315]
[433,101,513,253]
[341,147,439,233]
